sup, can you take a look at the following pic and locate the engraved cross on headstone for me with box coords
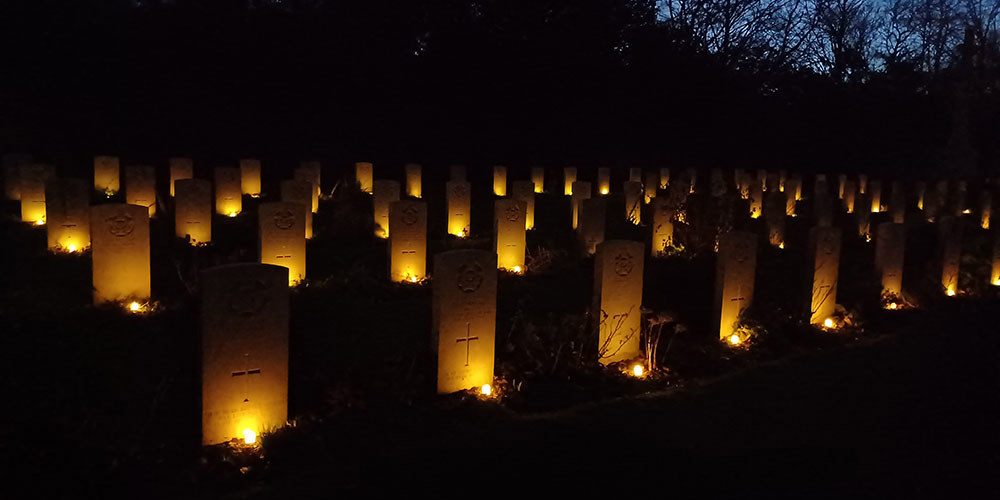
[231,353,261,403]
[455,323,479,366]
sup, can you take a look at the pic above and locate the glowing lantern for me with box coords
[446,180,471,238]
[389,200,427,283]
[570,181,591,229]
[593,240,644,365]
[481,384,492,397]
[493,165,507,196]
[201,263,289,445]
[729,334,741,346]
[45,178,91,253]
[716,232,757,341]
[823,318,834,329]
[404,163,422,198]
[371,180,400,239]
[869,180,882,213]
[511,181,536,230]
[495,199,527,273]
[258,202,306,286]
[355,161,374,194]
[175,179,212,244]
[887,302,898,310]
[19,164,55,224]
[632,364,644,377]
[981,191,992,230]
[240,158,262,197]
[280,179,315,239]
[597,167,610,195]
[916,181,926,210]
[93,155,120,195]
[563,167,577,196]
[129,301,140,312]
[214,166,243,216]
[837,174,846,199]
[125,165,157,217]
[168,157,193,197]
[433,250,497,394]
[91,204,151,304]
[858,174,868,194]
[659,168,669,189]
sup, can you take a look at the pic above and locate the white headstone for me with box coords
[258,202,306,286]
[511,180,536,230]
[169,157,193,197]
[45,178,90,252]
[715,231,757,341]
[433,249,497,394]
[593,240,644,365]
[447,180,471,238]
[494,199,527,273]
[19,164,56,224]
[280,179,315,239]
[94,155,120,195]
[389,200,427,282]
[125,165,157,217]
[240,159,262,197]
[200,263,289,445]
[293,162,320,213]
[215,166,243,216]
[405,163,422,198]
[355,161,374,194]
[808,227,841,325]
[624,181,642,225]
[91,203,151,304]
[175,178,212,244]
[571,181,591,229]
[578,198,606,255]
[875,222,905,299]
[372,179,401,239]
[563,167,577,196]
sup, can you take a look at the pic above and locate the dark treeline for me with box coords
[0,0,998,177]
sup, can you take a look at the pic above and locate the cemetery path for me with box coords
[257,308,999,498]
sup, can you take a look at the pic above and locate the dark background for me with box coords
[0,0,997,178]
